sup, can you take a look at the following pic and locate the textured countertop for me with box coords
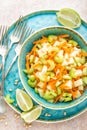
[0,0,87,130]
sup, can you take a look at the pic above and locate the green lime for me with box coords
[16,89,33,111]
[56,8,81,28]
[21,106,42,123]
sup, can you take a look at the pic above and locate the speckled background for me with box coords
[0,0,87,130]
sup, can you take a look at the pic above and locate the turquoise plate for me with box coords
[4,10,87,123]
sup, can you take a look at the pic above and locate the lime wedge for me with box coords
[16,89,33,111]
[56,8,81,28]
[21,106,42,123]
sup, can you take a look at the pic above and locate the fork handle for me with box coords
[5,42,15,59]
[0,57,5,96]
[5,55,18,78]
[0,57,6,113]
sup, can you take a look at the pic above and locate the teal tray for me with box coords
[4,10,87,123]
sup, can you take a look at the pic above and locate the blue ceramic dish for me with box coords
[18,26,87,110]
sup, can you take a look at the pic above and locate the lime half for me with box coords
[21,106,42,123]
[56,8,81,28]
[16,89,33,111]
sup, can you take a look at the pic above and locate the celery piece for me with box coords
[82,77,87,84]
[35,64,43,71]
[56,81,62,87]
[30,55,34,63]
[66,66,71,70]
[39,75,46,82]
[38,88,44,97]
[43,54,48,59]
[5,95,14,104]
[63,75,72,80]
[59,97,65,102]
[28,68,34,74]
[43,91,55,100]
[80,57,86,64]
[50,72,55,78]
[47,99,54,103]
[40,57,47,64]
[54,56,64,63]
[63,92,72,98]
[50,91,57,97]
[64,97,72,102]
[35,88,39,94]
[48,35,57,43]
[83,67,87,75]
[47,71,55,78]
[68,40,78,46]
[28,75,36,82]
[36,44,42,49]
[59,38,67,43]
[23,69,28,74]
[57,87,62,95]
[69,68,76,78]
[47,60,55,71]
[73,57,80,65]
[28,79,37,88]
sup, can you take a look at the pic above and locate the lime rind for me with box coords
[16,89,33,111]
[56,8,81,28]
[21,105,42,123]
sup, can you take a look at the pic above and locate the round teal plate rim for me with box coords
[4,10,87,123]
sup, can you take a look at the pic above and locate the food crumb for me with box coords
[14,80,19,85]
[64,111,67,116]
[45,113,51,117]
[5,122,8,126]
[9,88,13,92]
[14,113,20,119]
[24,123,32,129]
[0,119,4,122]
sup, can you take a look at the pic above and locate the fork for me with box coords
[8,16,23,52]
[5,26,34,78]
[0,26,8,113]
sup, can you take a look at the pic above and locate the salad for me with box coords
[24,34,87,103]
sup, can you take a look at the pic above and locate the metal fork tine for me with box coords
[20,25,33,44]
[4,26,8,47]
[27,27,34,36]
[19,25,28,44]
[18,22,27,38]
[5,26,34,78]
[16,21,25,39]
[1,26,5,45]
[13,16,22,36]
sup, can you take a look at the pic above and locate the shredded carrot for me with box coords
[49,51,57,59]
[76,65,85,70]
[74,76,81,81]
[33,36,48,44]
[80,52,87,56]
[59,34,69,38]
[42,82,47,91]
[80,90,83,94]
[24,33,86,103]
[48,81,57,92]
[71,90,78,99]
[54,95,61,103]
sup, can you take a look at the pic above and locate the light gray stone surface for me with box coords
[0,0,87,130]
